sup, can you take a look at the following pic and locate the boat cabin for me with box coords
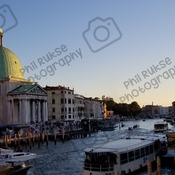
[83,135,167,175]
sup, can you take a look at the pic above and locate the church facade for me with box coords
[0,29,48,125]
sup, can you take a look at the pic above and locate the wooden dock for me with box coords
[0,128,92,148]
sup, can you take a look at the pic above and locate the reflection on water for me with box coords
[25,118,175,175]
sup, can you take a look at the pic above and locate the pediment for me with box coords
[27,85,47,95]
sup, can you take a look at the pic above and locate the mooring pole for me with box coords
[147,160,152,175]
[156,156,161,175]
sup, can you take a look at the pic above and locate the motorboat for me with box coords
[0,152,37,165]
[0,148,36,175]
[154,121,168,132]
[0,161,32,175]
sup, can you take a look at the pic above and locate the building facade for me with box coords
[74,94,85,120]
[0,29,48,125]
[84,97,103,119]
[46,88,104,121]
[44,85,75,121]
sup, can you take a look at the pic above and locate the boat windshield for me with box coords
[85,152,117,165]
[154,123,167,129]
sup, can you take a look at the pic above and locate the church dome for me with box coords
[0,46,24,80]
[0,29,24,81]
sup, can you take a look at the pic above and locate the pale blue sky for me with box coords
[1,0,175,107]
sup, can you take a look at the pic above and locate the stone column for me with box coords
[45,100,48,121]
[19,99,22,123]
[11,99,14,123]
[32,100,35,122]
[42,100,45,122]
[7,100,12,124]
[38,100,41,122]
[27,99,30,123]
[21,100,24,123]
[21,99,28,124]
[24,99,28,123]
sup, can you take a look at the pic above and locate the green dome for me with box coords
[0,46,24,80]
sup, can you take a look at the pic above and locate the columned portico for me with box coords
[7,84,48,124]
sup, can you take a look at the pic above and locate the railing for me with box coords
[84,162,114,172]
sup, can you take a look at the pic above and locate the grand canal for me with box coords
[26,118,175,175]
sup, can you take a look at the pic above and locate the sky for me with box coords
[1,0,175,107]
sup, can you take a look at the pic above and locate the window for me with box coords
[65,98,67,103]
[52,115,55,119]
[72,99,75,104]
[145,146,149,155]
[120,153,128,164]
[52,108,55,112]
[68,99,71,104]
[135,149,140,159]
[69,107,71,114]
[150,145,153,154]
[52,92,55,94]
[52,99,55,104]
[61,107,64,112]
[141,148,145,157]
[61,91,63,94]
[61,98,64,104]
[61,115,64,119]
[129,151,134,162]
[69,115,71,119]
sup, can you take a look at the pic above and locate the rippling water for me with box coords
[24,118,175,175]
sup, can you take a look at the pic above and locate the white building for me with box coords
[84,97,103,119]
[74,94,85,120]
[0,29,48,124]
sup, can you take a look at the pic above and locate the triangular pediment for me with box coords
[27,84,47,95]
[8,83,47,96]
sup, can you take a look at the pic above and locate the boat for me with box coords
[0,149,37,175]
[164,116,172,123]
[0,165,12,175]
[0,152,37,165]
[82,134,167,175]
[100,125,116,131]
[154,121,168,132]
[99,119,117,131]
[0,161,32,175]
[0,147,13,154]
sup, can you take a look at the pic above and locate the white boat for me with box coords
[82,134,167,175]
[164,116,172,123]
[0,147,13,154]
[154,121,168,132]
[0,151,37,165]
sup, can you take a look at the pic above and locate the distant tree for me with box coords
[106,99,115,111]
[104,97,141,118]
[129,101,141,117]
[115,103,130,116]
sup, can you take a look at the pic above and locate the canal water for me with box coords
[26,118,175,175]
